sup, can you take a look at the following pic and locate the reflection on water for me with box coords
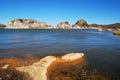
[0,29,120,77]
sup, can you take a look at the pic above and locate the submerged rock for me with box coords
[16,53,84,80]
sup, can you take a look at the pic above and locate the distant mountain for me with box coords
[106,23,120,28]
[89,23,120,29]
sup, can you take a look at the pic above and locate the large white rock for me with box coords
[62,53,84,61]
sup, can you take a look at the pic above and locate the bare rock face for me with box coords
[75,19,88,27]
[6,19,48,29]
[17,56,56,80]
[16,53,84,80]
[57,21,72,29]
[72,24,82,29]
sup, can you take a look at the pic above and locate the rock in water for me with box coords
[16,53,84,80]
[62,53,84,61]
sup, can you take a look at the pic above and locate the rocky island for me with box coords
[5,19,91,29]
[1,18,120,34]
[6,19,48,29]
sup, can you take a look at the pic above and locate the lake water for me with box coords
[0,29,120,76]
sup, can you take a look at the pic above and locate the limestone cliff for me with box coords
[6,19,48,29]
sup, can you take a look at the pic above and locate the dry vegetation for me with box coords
[0,55,39,80]
[48,56,120,80]
[0,55,120,80]
[0,69,32,80]
[0,55,39,69]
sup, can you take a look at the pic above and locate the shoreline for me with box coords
[16,53,84,80]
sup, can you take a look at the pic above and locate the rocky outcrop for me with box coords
[16,53,84,80]
[6,19,48,29]
[62,53,84,61]
[75,19,88,27]
[72,24,82,29]
[17,56,56,80]
[56,21,72,29]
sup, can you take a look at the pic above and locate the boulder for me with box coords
[62,53,84,61]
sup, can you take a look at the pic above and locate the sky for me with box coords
[0,0,120,25]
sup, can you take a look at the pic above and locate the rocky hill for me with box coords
[6,19,49,29]
[75,19,88,27]
[57,21,72,29]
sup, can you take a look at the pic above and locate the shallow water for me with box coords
[0,29,120,75]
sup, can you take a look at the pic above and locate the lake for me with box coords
[0,29,120,77]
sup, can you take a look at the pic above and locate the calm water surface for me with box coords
[0,29,120,75]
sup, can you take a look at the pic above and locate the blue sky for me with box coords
[0,0,120,25]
